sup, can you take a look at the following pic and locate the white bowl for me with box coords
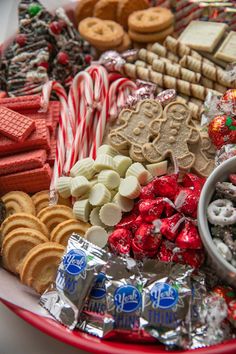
[198,156,236,288]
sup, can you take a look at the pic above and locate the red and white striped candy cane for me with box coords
[41,81,69,195]
[65,71,94,173]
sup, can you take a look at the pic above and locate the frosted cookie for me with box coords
[89,183,111,206]
[20,242,65,294]
[71,176,91,197]
[85,226,108,248]
[119,176,141,199]
[2,228,48,274]
[70,158,95,179]
[56,177,72,199]
[2,191,35,216]
[50,219,90,246]
[37,205,75,232]
[73,199,91,222]
[1,213,49,240]
[99,202,122,226]
[97,170,120,189]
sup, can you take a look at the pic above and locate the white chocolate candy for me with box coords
[89,207,106,227]
[90,176,98,187]
[94,154,116,172]
[113,192,134,212]
[119,176,141,199]
[85,226,108,248]
[213,238,232,261]
[97,144,118,157]
[113,155,132,177]
[73,199,91,222]
[126,162,150,185]
[56,176,72,198]
[70,158,95,179]
[71,176,91,197]
[99,203,122,226]
[89,183,111,206]
[146,160,168,177]
[98,170,120,189]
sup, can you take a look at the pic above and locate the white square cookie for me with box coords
[215,31,236,63]
[179,20,228,53]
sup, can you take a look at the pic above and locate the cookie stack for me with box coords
[0,190,90,294]
[78,17,131,53]
[128,7,174,45]
[0,95,60,195]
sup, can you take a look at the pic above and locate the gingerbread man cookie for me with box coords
[109,99,163,162]
[142,102,199,169]
[191,134,215,177]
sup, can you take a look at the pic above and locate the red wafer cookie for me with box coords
[0,106,36,142]
[0,95,41,111]
[0,119,50,156]
[23,108,54,134]
[0,164,52,195]
[47,139,56,166]
[0,149,47,176]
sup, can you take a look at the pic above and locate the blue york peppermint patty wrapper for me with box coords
[140,260,194,348]
[40,234,109,330]
[78,257,149,340]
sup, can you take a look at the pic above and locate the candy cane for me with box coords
[41,81,69,194]
[65,71,94,173]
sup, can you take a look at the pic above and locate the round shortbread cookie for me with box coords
[2,191,35,216]
[75,0,99,23]
[37,205,75,233]
[50,219,90,246]
[32,191,49,215]
[79,18,124,49]
[117,0,149,30]
[94,0,118,21]
[128,25,174,43]
[128,7,174,33]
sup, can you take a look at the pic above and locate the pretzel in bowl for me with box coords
[207,199,236,226]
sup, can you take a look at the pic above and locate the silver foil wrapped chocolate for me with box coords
[40,234,108,330]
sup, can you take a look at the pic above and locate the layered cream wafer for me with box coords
[97,144,118,157]
[20,242,65,294]
[119,176,141,199]
[89,207,106,227]
[97,170,120,189]
[85,226,108,248]
[71,176,91,197]
[50,219,90,246]
[113,192,134,212]
[73,199,91,222]
[37,205,75,232]
[70,157,95,179]
[89,183,111,206]
[113,155,132,177]
[2,191,36,216]
[32,190,49,215]
[2,228,48,274]
[1,213,49,239]
[99,203,122,226]
[125,162,150,185]
[56,177,72,198]
[94,154,115,172]
[146,161,168,177]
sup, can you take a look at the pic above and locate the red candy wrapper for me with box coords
[115,214,137,230]
[219,89,236,116]
[157,213,185,242]
[153,174,179,201]
[139,182,155,200]
[182,173,205,194]
[132,224,161,259]
[212,285,236,305]
[208,115,236,149]
[174,187,200,219]
[215,144,236,166]
[139,199,165,222]
[175,220,203,250]
[108,228,132,255]
[228,300,236,328]
[156,89,176,106]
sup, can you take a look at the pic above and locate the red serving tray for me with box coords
[2,300,236,354]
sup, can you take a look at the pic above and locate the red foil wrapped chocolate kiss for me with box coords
[132,223,161,259]
[174,187,200,219]
[153,174,179,200]
[108,228,132,255]
[175,220,203,250]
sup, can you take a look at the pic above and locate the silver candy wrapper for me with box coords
[78,257,148,340]
[40,234,108,330]
[140,260,194,349]
[215,144,236,166]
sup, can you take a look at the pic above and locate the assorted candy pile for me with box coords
[0,0,236,352]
